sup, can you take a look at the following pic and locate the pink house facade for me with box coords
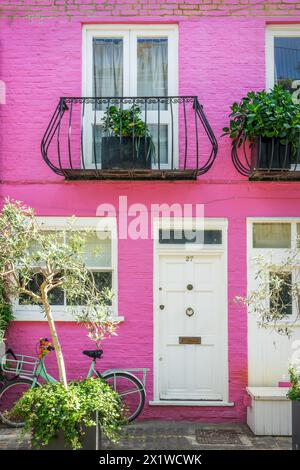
[1,1,300,423]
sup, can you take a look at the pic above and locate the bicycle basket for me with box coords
[1,352,39,378]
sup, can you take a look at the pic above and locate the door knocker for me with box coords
[186,307,194,317]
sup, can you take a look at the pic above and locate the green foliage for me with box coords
[223,85,300,153]
[11,378,126,449]
[0,282,14,343]
[0,199,118,349]
[236,246,300,336]
[101,105,151,138]
[287,367,300,401]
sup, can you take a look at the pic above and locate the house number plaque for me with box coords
[179,337,201,345]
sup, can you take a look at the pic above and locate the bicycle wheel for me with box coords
[0,378,33,427]
[101,371,145,422]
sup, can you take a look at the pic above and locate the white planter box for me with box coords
[246,387,292,436]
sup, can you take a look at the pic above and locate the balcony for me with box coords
[41,96,218,180]
[232,137,300,181]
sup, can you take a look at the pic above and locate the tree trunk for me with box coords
[42,291,68,388]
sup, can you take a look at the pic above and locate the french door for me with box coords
[83,25,178,169]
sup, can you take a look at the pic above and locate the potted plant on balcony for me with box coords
[101,104,155,169]
[223,85,300,170]
[287,367,300,450]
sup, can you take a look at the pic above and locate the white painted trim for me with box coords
[152,217,229,404]
[13,217,120,322]
[149,400,234,407]
[266,25,300,90]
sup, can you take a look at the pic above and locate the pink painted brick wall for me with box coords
[1,3,300,422]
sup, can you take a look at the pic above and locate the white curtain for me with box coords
[93,38,123,99]
[137,38,168,102]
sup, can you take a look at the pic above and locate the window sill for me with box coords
[149,400,234,407]
[13,309,124,322]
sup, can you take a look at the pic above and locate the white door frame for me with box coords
[152,218,230,405]
[82,24,179,169]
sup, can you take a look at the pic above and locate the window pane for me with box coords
[159,229,222,245]
[84,232,111,268]
[19,273,64,306]
[274,37,300,94]
[93,38,123,109]
[253,223,291,248]
[137,38,168,110]
[94,271,112,306]
[270,272,293,316]
[92,124,102,164]
[66,271,112,306]
[149,124,168,164]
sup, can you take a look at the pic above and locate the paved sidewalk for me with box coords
[0,422,292,450]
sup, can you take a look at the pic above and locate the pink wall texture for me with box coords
[1,3,300,422]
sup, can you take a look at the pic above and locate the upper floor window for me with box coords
[83,25,178,168]
[266,26,300,103]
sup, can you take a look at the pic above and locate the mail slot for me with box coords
[179,336,201,345]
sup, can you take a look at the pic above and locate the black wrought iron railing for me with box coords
[232,136,300,180]
[41,96,218,180]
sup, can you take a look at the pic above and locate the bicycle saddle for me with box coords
[82,349,103,359]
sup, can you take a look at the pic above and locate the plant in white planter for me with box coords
[236,244,300,447]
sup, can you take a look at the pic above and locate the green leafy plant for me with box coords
[223,85,300,153]
[287,367,300,401]
[0,199,119,387]
[0,281,14,344]
[102,105,150,138]
[101,105,156,161]
[10,378,126,449]
[236,243,300,336]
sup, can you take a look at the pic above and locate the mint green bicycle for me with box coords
[0,338,147,427]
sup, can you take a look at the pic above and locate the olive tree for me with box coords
[0,199,118,388]
[237,248,300,336]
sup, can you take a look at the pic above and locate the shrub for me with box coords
[10,378,126,449]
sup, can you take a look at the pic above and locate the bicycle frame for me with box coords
[17,355,148,393]
[24,356,98,387]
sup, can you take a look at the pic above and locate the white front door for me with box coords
[158,254,225,401]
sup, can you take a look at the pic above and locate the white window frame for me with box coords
[13,217,122,322]
[82,24,179,169]
[266,25,300,91]
[247,217,300,326]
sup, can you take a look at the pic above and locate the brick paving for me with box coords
[0,422,292,450]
